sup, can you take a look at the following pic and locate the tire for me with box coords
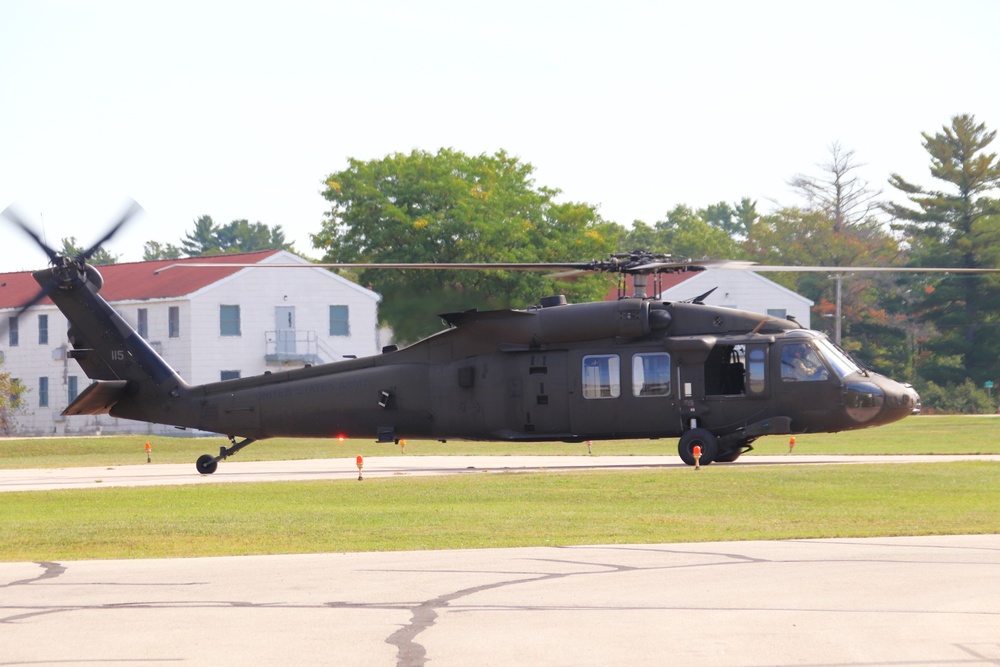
[715,439,749,463]
[196,454,219,475]
[678,428,719,466]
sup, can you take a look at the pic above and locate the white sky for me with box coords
[2,0,998,272]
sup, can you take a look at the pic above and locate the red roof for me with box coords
[0,250,283,309]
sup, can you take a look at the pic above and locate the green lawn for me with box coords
[0,415,997,469]
[1,461,997,561]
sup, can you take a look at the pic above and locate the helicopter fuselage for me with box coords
[80,293,918,462]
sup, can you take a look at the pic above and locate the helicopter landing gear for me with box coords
[195,436,257,474]
[715,438,755,463]
[678,428,718,466]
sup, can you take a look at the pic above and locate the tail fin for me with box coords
[35,267,189,419]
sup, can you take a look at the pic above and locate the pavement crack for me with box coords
[1,562,66,588]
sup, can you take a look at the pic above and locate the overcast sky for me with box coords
[2,0,998,273]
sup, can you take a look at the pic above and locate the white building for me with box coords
[654,269,813,327]
[0,250,382,436]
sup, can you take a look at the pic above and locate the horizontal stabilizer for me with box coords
[63,380,129,416]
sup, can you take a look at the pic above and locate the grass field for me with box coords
[1,461,997,561]
[1,415,997,562]
[1,415,997,469]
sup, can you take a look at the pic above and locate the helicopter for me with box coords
[3,204,995,473]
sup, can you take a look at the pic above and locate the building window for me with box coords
[68,376,79,403]
[220,305,241,336]
[8,318,18,347]
[329,305,350,336]
[38,314,48,345]
[168,306,180,338]
[582,354,621,399]
[137,308,148,338]
[632,352,671,397]
[39,377,49,407]
[767,308,787,319]
[220,370,241,381]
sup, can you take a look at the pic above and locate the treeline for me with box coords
[74,113,999,413]
[312,114,999,412]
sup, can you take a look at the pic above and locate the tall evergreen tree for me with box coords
[885,113,1000,385]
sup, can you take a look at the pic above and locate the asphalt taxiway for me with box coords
[2,536,999,666]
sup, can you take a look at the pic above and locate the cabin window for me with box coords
[582,354,620,399]
[220,370,241,381]
[329,305,350,336]
[39,376,49,407]
[8,318,18,346]
[747,346,767,394]
[168,307,180,338]
[38,314,48,345]
[220,305,241,336]
[632,352,671,397]
[137,308,148,339]
[68,376,79,403]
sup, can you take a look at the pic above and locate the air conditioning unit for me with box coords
[52,347,67,360]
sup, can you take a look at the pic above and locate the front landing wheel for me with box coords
[678,428,719,466]
[196,454,219,475]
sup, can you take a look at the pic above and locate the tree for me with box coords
[313,148,621,343]
[885,114,1000,385]
[620,203,745,260]
[0,364,25,435]
[179,215,293,256]
[180,215,220,256]
[59,237,119,265]
[746,144,904,372]
[142,240,183,261]
[790,141,881,235]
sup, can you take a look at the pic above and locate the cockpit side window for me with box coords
[813,337,862,378]
[780,343,830,382]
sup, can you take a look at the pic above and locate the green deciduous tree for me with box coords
[0,365,25,435]
[620,203,746,259]
[885,113,1000,386]
[142,240,183,261]
[313,148,621,343]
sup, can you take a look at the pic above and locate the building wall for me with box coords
[1,255,381,436]
[658,270,813,327]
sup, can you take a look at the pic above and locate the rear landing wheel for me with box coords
[196,454,218,475]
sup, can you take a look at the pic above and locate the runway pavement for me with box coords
[3,453,1000,492]
[2,535,999,666]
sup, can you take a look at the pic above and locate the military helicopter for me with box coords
[3,204,994,473]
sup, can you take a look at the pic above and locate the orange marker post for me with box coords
[587,440,592,455]
[400,439,406,454]
[693,444,702,470]
[145,442,152,463]
[356,455,364,481]
[789,436,796,454]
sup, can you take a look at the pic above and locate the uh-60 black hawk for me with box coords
[12,203,992,475]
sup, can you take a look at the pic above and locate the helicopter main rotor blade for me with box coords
[745,266,1000,273]
[1,204,61,263]
[76,199,144,262]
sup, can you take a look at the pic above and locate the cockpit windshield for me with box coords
[813,336,862,378]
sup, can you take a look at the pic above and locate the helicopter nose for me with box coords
[881,381,921,421]
[843,377,919,425]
